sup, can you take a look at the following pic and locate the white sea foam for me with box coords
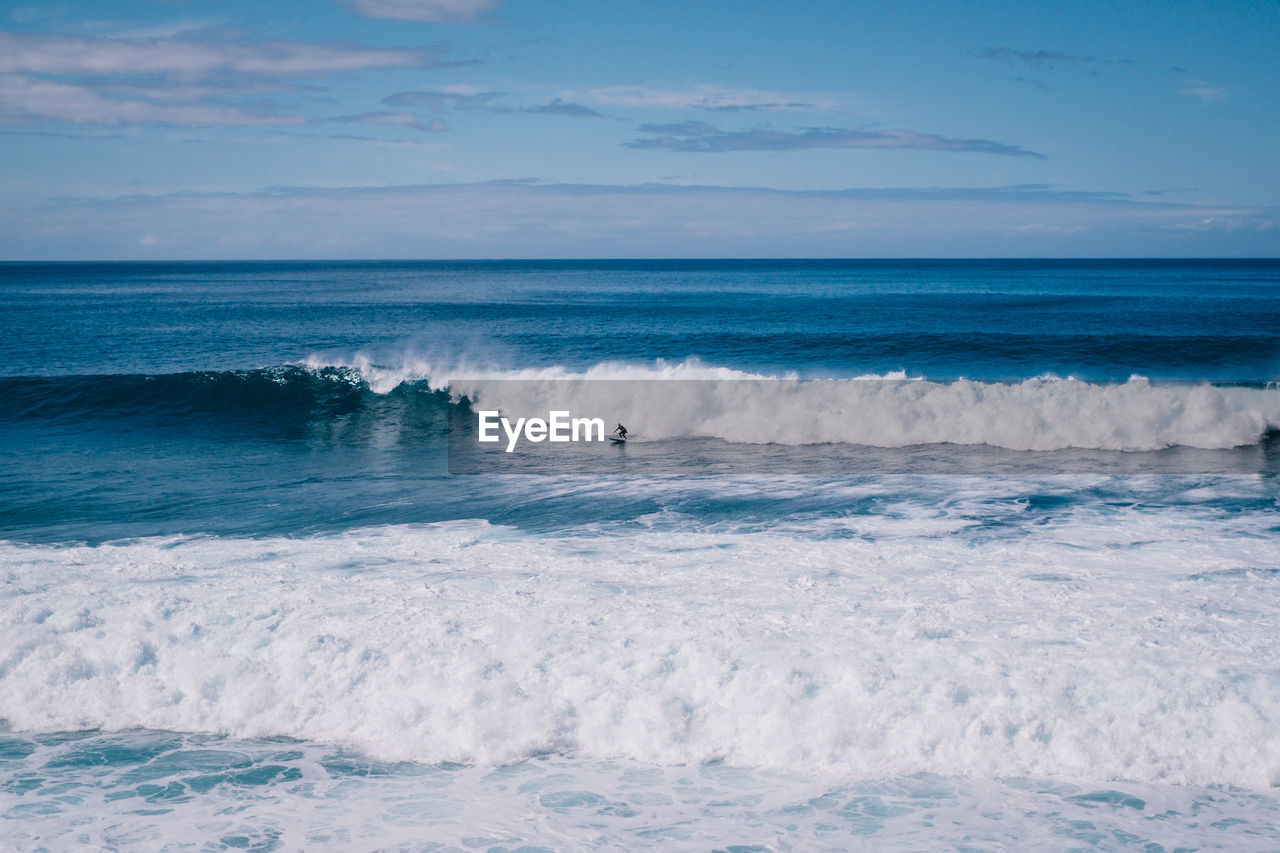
[3,514,1279,789]
[301,354,1280,450]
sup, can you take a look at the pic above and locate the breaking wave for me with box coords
[3,357,1278,451]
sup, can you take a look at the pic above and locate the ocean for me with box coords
[2,259,1279,851]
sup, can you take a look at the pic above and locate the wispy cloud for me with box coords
[1169,215,1275,233]
[1180,82,1229,101]
[0,30,436,128]
[0,128,130,140]
[332,110,446,131]
[105,20,225,40]
[0,31,426,77]
[626,120,1045,158]
[383,87,505,111]
[386,82,818,118]
[579,84,830,112]
[340,0,499,23]
[0,75,304,126]
[101,80,320,103]
[325,132,447,147]
[520,99,603,118]
[383,88,604,118]
[976,47,1098,67]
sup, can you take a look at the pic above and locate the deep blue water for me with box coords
[1,260,1278,543]
[3,259,1279,379]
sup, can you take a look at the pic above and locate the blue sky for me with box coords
[1,0,1277,258]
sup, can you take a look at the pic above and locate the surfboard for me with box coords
[609,435,627,443]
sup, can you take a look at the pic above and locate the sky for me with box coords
[0,0,1277,258]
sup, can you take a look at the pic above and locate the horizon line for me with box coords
[2,256,1279,264]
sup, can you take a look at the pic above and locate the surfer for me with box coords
[613,423,628,440]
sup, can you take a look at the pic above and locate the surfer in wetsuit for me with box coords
[614,423,628,439]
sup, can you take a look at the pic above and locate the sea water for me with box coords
[2,260,1279,851]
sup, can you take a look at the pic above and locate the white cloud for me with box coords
[1179,83,1229,102]
[341,0,499,23]
[0,31,424,78]
[334,110,447,131]
[0,30,431,128]
[577,84,837,112]
[383,86,505,111]
[106,20,224,40]
[627,120,1043,158]
[0,75,304,126]
[101,81,314,102]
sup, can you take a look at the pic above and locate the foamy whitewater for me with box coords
[298,353,1280,452]
[2,260,1279,851]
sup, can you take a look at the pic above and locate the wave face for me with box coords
[4,365,387,428]
[3,519,1279,787]
[5,359,1279,452]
